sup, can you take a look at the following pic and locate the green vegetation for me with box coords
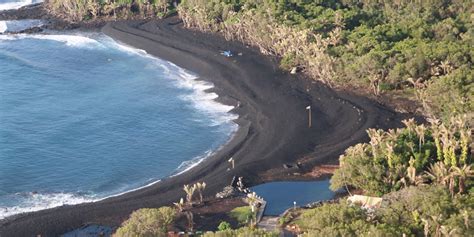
[113,204,276,236]
[229,206,253,226]
[45,0,176,21]
[217,221,232,231]
[202,227,279,237]
[331,117,472,196]
[294,186,473,236]
[114,207,176,237]
[177,0,473,121]
[290,117,473,236]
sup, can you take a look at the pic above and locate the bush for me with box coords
[229,206,253,225]
[203,227,279,237]
[217,221,231,231]
[114,207,176,237]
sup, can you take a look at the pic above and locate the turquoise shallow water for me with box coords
[0,33,236,218]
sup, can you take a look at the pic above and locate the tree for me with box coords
[185,210,194,232]
[173,197,185,212]
[425,162,450,187]
[245,192,261,227]
[450,164,474,194]
[183,184,196,206]
[194,182,207,204]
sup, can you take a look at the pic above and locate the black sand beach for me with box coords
[0,16,409,236]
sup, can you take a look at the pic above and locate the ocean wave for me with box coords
[0,21,6,33]
[0,0,42,11]
[0,19,44,33]
[106,37,239,126]
[0,34,103,48]
[173,150,214,176]
[0,192,97,220]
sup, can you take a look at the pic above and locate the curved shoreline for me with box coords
[0,17,408,236]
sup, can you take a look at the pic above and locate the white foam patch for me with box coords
[0,192,96,220]
[0,0,42,11]
[174,150,213,176]
[0,19,43,33]
[0,34,103,48]
[0,21,6,33]
[106,37,239,126]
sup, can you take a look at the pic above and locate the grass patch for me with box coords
[229,206,253,225]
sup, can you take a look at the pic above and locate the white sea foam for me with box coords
[0,0,42,11]
[0,19,43,33]
[173,150,213,176]
[107,37,239,126]
[0,21,6,33]
[0,33,103,48]
[0,192,96,220]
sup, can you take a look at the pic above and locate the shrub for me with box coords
[114,207,176,237]
[229,206,253,226]
[203,227,279,237]
[217,221,231,231]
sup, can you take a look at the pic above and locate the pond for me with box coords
[251,180,335,215]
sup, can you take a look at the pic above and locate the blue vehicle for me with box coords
[220,50,233,57]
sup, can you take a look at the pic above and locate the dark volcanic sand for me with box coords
[0,17,410,236]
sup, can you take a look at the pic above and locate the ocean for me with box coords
[0,0,42,11]
[0,31,237,218]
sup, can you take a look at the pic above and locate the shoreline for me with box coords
[0,16,410,236]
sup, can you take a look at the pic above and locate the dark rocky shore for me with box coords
[0,5,412,237]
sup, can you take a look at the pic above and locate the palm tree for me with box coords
[439,127,452,166]
[193,182,207,204]
[421,214,444,237]
[245,192,261,226]
[184,210,194,232]
[402,118,417,137]
[386,141,394,168]
[430,125,444,161]
[439,60,453,75]
[246,192,260,213]
[406,158,425,186]
[461,209,469,229]
[173,198,185,212]
[183,184,196,206]
[459,129,471,165]
[421,218,430,237]
[367,129,384,161]
[386,128,400,140]
[431,214,443,237]
[447,173,456,197]
[450,165,474,194]
[440,225,457,237]
[425,162,449,186]
[415,124,426,151]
